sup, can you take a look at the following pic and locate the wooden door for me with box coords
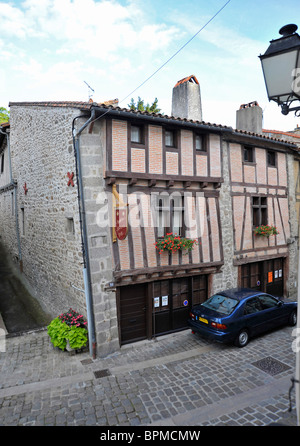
[119,283,147,345]
[152,275,208,337]
[266,258,283,297]
[241,262,263,291]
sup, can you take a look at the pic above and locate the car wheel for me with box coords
[288,310,297,326]
[234,329,249,348]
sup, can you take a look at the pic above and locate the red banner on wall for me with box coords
[115,207,128,241]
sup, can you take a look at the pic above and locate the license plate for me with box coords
[199,317,208,324]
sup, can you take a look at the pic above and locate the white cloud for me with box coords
[1,0,299,132]
[10,0,179,60]
[1,3,28,38]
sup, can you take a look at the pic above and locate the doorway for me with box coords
[118,275,208,345]
[241,257,284,297]
[119,283,147,345]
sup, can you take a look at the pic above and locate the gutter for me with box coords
[92,105,234,134]
[92,105,298,149]
[72,110,97,359]
[0,126,22,271]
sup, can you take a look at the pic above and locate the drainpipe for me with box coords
[0,127,22,271]
[72,110,97,359]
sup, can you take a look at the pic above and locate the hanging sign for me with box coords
[115,207,128,241]
[112,184,128,242]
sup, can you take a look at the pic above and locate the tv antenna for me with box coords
[84,81,95,102]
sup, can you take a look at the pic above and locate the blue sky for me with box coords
[1,0,300,131]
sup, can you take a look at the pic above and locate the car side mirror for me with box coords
[277,300,283,306]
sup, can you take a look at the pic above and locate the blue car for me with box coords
[188,288,297,347]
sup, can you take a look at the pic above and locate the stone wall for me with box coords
[211,140,237,294]
[77,118,119,356]
[8,105,86,317]
[286,153,299,299]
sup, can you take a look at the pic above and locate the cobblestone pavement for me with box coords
[0,324,298,428]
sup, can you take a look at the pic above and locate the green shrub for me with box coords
[47,309,88,351]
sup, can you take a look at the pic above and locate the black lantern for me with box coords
[259,24,300,115]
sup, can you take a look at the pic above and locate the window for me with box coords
[201,295,239,315]
[243,297,262,315]
[1,153,4,173]
[258,294,279,310]
[165,129,176,147]
[243,146,254,163]
[131,125,143,144]
[66,217,75,235]
[195,134,206,151]
[252,196,267,226]
[155,193,184,237]
[267,150,276,167]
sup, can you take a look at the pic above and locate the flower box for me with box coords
[47,308,88,353]
[154,233,197,254]
[254,225,279,237]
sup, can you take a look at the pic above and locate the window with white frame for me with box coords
[154,193,184,237]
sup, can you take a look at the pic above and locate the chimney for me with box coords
[236,101,263,134]
[172,75,202,121]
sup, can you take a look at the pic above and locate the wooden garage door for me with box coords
[152,275,208,337]
[266,258,283,297]
[119,283,147,345]
[241,258,284,297]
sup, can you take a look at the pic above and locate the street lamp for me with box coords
[260,24,300,427]
[259,24,300,115]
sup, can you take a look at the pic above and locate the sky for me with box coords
[1,0,300,132]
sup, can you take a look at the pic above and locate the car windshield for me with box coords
[201,294,239,315]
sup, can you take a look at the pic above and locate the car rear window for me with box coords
[201,295,239,315]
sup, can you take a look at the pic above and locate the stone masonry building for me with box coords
[0,77,299,357]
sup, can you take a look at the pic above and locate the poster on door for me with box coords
[162,296,168,307]
[154,297,160,308]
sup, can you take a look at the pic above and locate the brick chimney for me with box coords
[236,101,263,134]
[171,75,202,121]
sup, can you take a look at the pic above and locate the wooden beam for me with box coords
[148,179,157,187]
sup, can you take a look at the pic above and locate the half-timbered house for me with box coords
[0,78,298,356]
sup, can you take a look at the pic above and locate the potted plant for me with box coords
[154,232,197,254]
[254,225,279,237]
[47,308,88,352]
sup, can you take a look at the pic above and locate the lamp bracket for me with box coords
[280,94,300,116]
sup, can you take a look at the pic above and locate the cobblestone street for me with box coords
[0,322,298,431]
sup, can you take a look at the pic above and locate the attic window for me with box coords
[165,129,177,148]
[267,150,276,167]
[195,134,206,151]
[243,146,254,163]
[131,125,143,144]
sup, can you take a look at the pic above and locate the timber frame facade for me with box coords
[0,101,299,355]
